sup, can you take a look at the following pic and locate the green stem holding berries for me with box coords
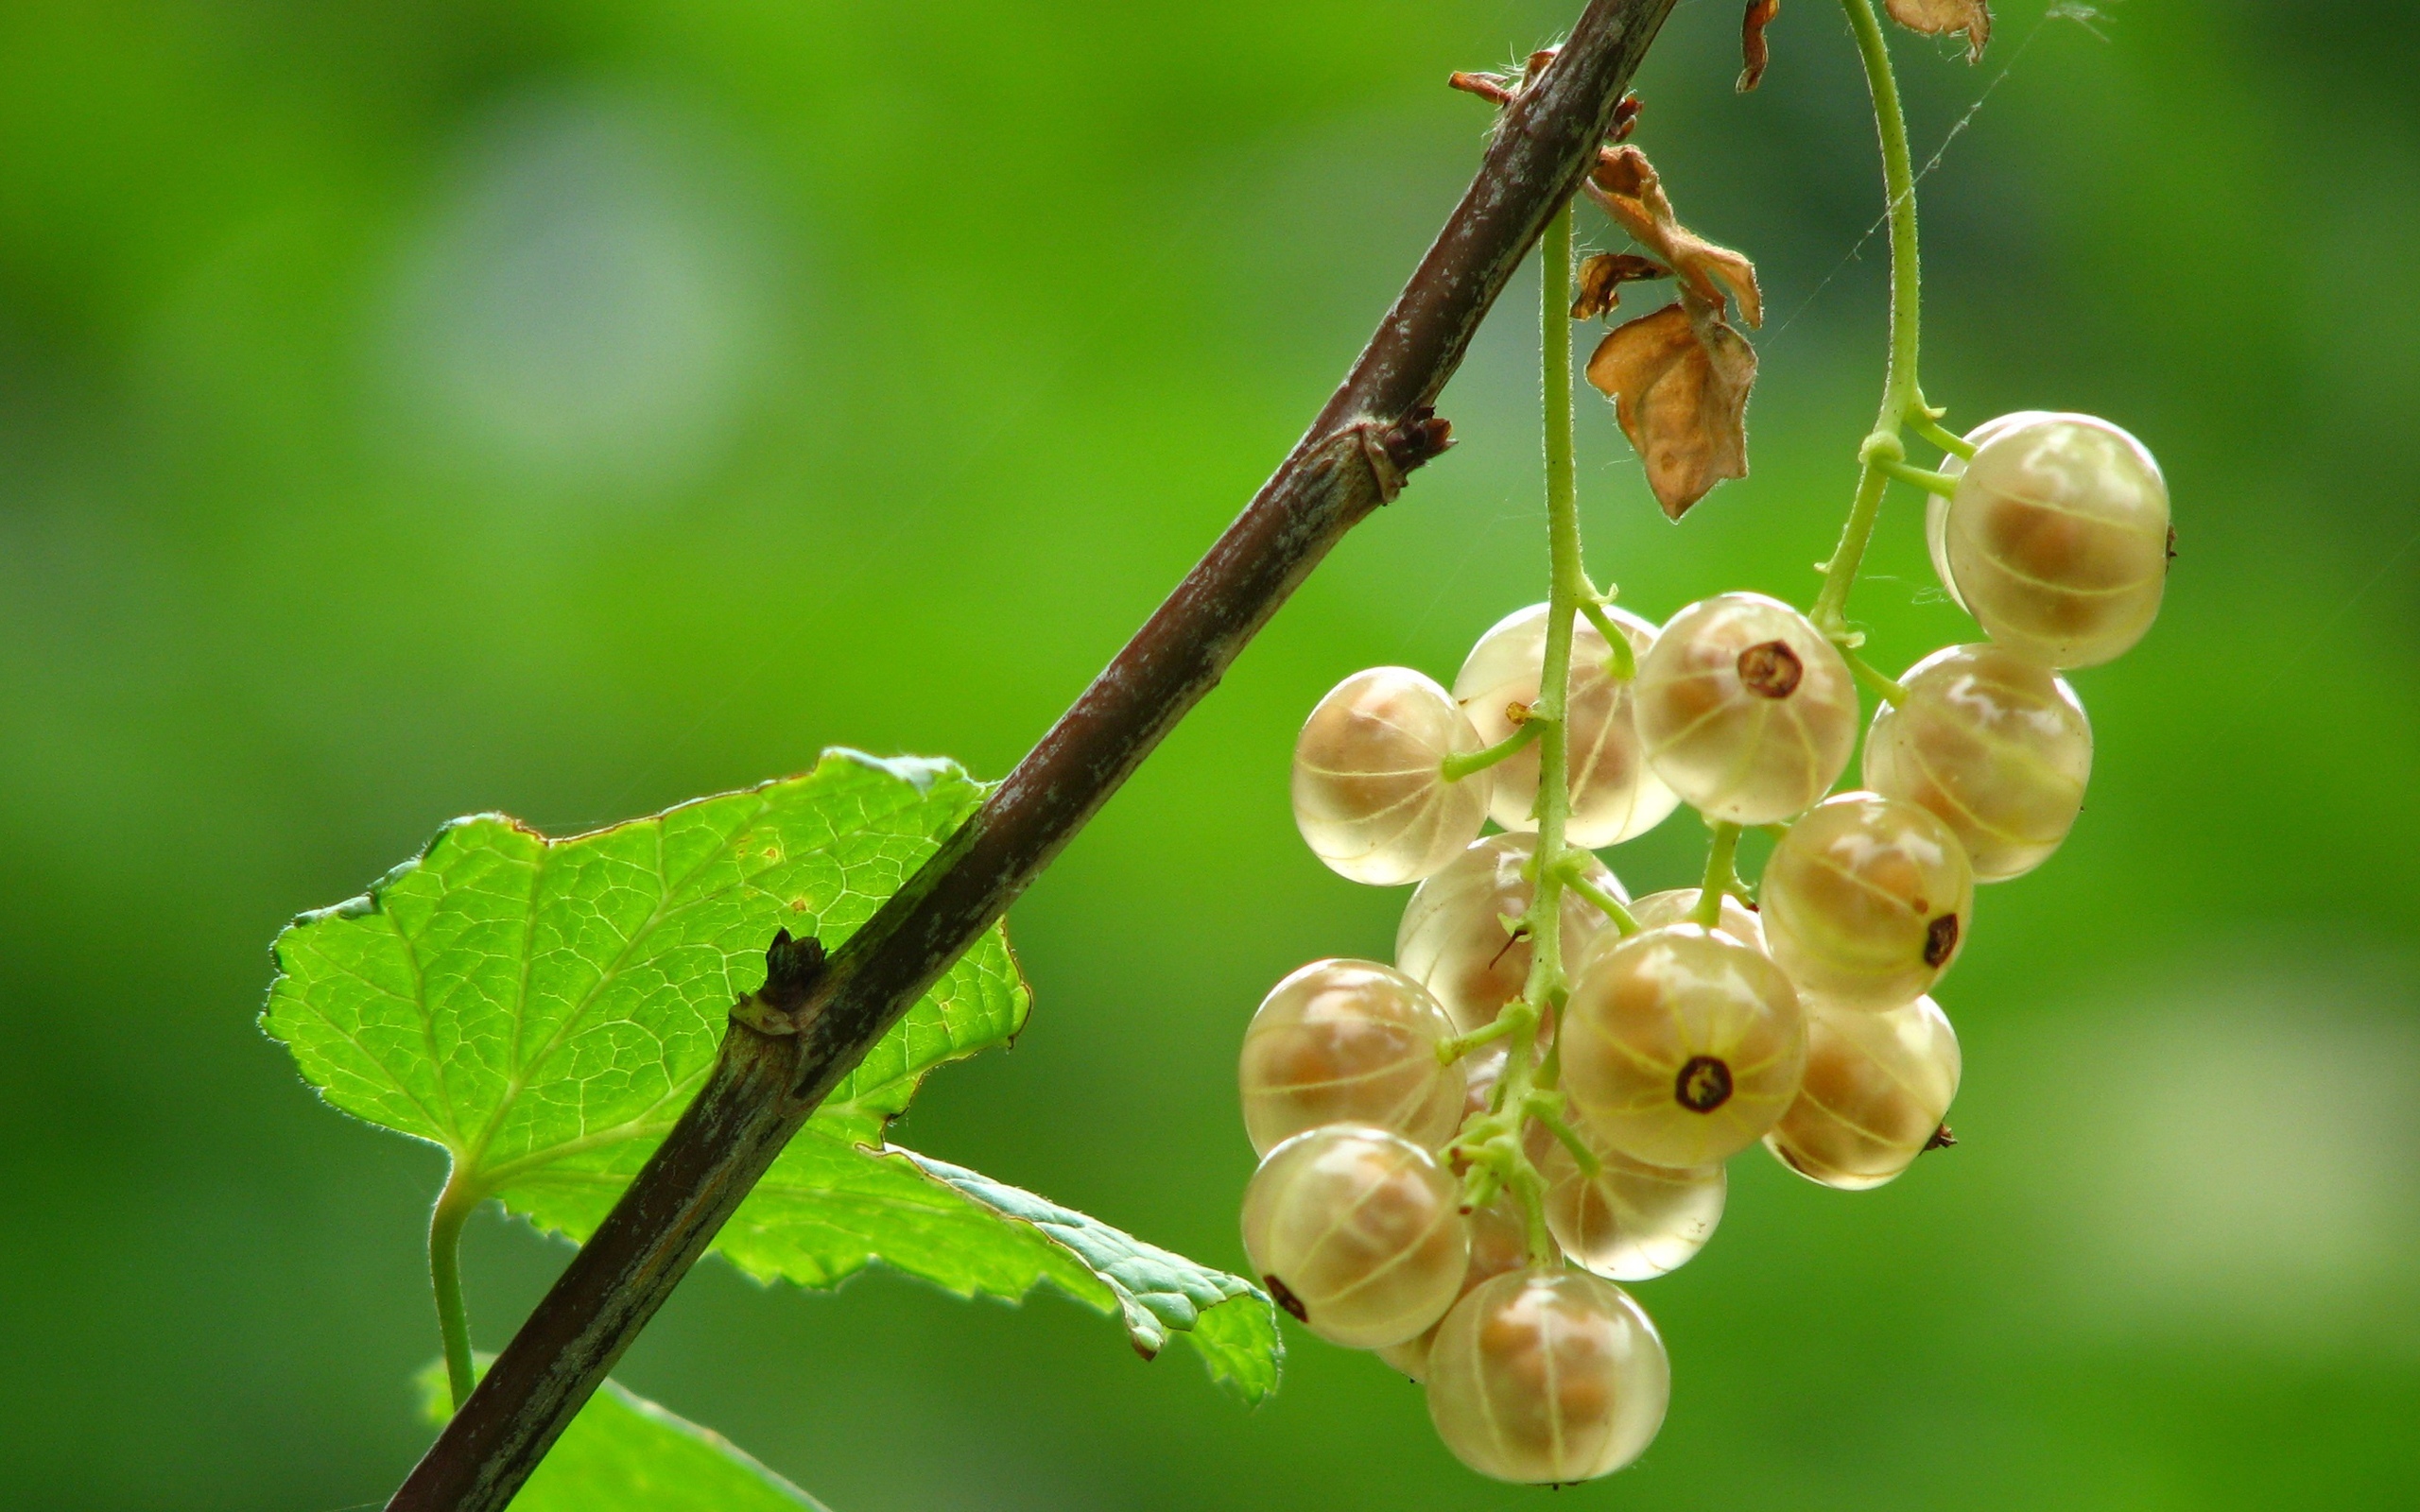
[1558,859,1639,936]
[1442,716,1544,782]
[1842,646,1911,704]
[1811,0,1925,638]
[430,1169,482,1412]
[1692,821,1743,927]
[1452,196,1594,1268]
[1876,458,1959,495]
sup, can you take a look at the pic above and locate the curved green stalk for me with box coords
[1451,198,1589,1269]
[1441,717,1543,782]
[1559,862,1640,936]
[430,1168,480,1412]
[1692,822,1743,927]
[1910,409,1976,459]
[1812,0,1924,637]
[1576,599,1637,680]
[1843,645,1911,704]
[1876,458,1960,495]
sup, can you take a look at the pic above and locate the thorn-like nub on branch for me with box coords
[1612,92,1643,141]
[764,928,827,1007]
[1383,407,1454,474]
[1446,70,1518,107]
[735,928,828,1033]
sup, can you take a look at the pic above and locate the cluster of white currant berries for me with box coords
[1239,412,2169,1483]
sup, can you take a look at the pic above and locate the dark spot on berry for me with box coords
[2166,524,2178,564]
[1924,913,1960,968]
[1924,1123,1958,1151]
[1736,640,1804,698]
[1675,1055,1734,1112]
[1265,1274,1308,1323]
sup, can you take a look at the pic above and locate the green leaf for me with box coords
[903,1152,1285,1402]
[267,747,1280,1398]
[266,749,1023,1184]
[415,1363,831,1512]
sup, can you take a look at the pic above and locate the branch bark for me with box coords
[389,4,1677,1505]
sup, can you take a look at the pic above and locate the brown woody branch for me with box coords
[388,3,1678,1506]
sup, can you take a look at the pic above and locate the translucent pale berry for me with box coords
[1376,1193,1529,1383]
[1766,994,1961,1190]
[1632,593,1859,825]
[1927,411,2049,614]
[1863,643,2092,882]
[1240,1125,1468,1349]
[1939,412,2170,668]
[1452,604,1682,846]
[1292,667,1493,885]
[1531,1121,1725,1281]
[1395,833,1622,1034]
[1238,960,1466,1156]
[1561,924,1807,1167]
[1426,1270,1670,1485]
[1761,792,1975,1010]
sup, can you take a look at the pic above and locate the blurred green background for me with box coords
[3,1,2416,1507]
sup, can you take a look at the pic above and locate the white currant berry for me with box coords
[1766,994,1961,1190]
[1939,412,2170,668]
[1632,593,1859,825]
[1560,924,1807,1167]
[1761,792,1975,1010]
[1426,1270,1670,1485]
[1240,1125,1469,1349]
[1238,960,1466,1156]
[1530,1120,1725,1281]
[1452,603,1682,847]
[1863,643,2092,882]
[1395,833,1622,1035]
[1375,1193,1530,1383]
[1926,411,2049,614]
[1292,667,1493,885]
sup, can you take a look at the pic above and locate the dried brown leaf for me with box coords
[1584,297,1757,520]
[1886,0,1991,61]
[1571,253,1669,320]
[1586,146,1762,328]
[1739,0,1781,92]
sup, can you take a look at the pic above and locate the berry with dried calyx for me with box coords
[1761,792,1975,1010]
[1425,1270,1670,1484]
[1938,412,2170,668]
[1560,923,1807,1167]
[1394,833,1622,1034]
[1376,1192,1530,1383]
[1766,994,1962,1190]
[1292,667,1494,885]
[1632,593,1859,825]
[1453,603,1681,847]
[1863,643,2092,882]
[1241,1125,1469,1349]
[1238,960,1466,1156]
